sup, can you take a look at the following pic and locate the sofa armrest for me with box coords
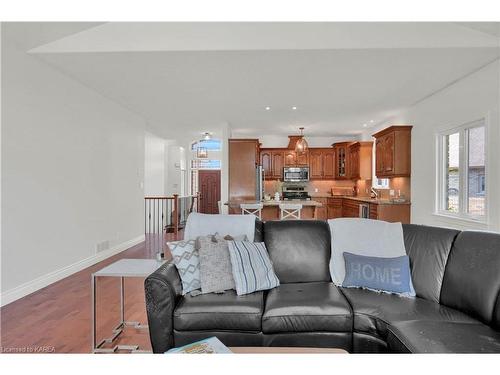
[144,261,182,353]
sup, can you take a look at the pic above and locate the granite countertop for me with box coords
[310,194,411,205]
[236,199,323,207]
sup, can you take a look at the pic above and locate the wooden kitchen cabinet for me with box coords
[309,148,336,180]
[259,148,285,179]
[348,144,359,179]
[369,203,410,224]
[325,197,410,222]
[327,197,343,219]
[309,150,323,179]
[314,197,328,220]
[333,142,351,180]
[229,139,260,208]
[372,126,412,177]
[284,150,296,166]
[342,198,360,218]
[283,150,309,166]
[260,149,272,178]
[271,150,284,179]
[348,141,373,180]
[295,151,309,165]
[323,149,335,179]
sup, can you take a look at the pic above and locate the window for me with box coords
[437,120,486,221]
[373,178,390,189]
[478,175,486,195]
[191,159,221,169]
[371,142,390,189]
[191,139,222,151]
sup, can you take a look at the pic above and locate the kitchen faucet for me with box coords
[370,187,379,199]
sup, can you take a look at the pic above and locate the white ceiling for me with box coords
[10,22,500,140]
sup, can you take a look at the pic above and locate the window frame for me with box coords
[191,139,222,152]
[436,118,488,223]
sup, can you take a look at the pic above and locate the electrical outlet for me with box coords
[314,188,319,193]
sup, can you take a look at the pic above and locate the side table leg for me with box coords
[120,276,125,324]
[91,274,96,352]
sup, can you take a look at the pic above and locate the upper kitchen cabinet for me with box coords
[283,150,309,166]
[272,150,284,179]
[373,126,412,177]
[284,150,296,166]
[322,149,335,179]
[332,142,351,180]
[309,148,335,180]
[348,141,373,180]
[295,151,309,165]
[260,149,272,178]
[260,148,284,179]
[309,149,323,179]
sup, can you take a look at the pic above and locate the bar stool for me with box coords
[279,203,302,220]
[240,203,264,219]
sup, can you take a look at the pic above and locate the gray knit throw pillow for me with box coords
[198,235,236,294]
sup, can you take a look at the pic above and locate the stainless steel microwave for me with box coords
[283,167,309,182]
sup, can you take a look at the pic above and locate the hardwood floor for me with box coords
[0,233,180,353]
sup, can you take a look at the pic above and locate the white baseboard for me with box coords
[0,235,145,307]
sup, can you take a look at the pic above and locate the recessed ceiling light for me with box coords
[363,124,368,128]
[292,106,297,110]
[265,106,271,111]
[370,120,374,123]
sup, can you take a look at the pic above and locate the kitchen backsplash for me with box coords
[264,179,355,195]
[264,177,411,201]
[357,177,411,200]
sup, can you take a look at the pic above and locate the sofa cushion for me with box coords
[340,287,476,339]
[440,230,500,329]
[264,220,331,283]
[262,282,352,333]
[387,321,500,353]
[401,224,459,303]
[173,290,264,331]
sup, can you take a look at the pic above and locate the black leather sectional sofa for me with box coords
[144,220,500,353]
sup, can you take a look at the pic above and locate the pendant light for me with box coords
[295,127,309,154]
[196,132,211,158]
[197,147,208,158]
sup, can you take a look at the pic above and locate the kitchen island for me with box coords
[228,199,323,220]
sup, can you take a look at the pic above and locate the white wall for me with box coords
[144,132,166,196]
[1,26,147,304]
[365,61,500,232]
[165,143,184,196]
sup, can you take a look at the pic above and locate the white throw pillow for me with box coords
[328,218,407,285]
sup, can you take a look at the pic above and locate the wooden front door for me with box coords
[198,170,221,214]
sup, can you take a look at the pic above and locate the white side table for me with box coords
[91,258,165,353]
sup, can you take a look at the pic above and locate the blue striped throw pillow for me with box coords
[227,241,280,296]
